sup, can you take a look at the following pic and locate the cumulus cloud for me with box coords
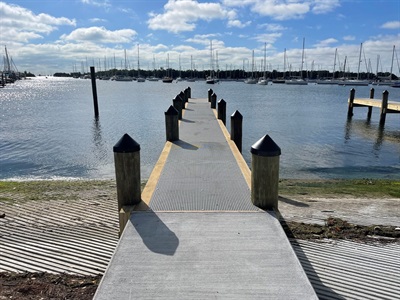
[0,2,76,44]
[80,0,111,8]
[252,33,282,43]
[343,35,355,41]
[147,0,237,33]
[381,21,400,29]
[227,19,251,28]
[223,0,340,20]
[60,27,137,44]
[314,38,338,47]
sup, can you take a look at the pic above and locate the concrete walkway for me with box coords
[94,98,318,299]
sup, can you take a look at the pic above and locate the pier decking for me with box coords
[94,97,318,299]
[347,88,400,126]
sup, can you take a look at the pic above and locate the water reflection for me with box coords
[344,118,396,151]
[91,117,107,161]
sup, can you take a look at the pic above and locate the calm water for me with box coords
[1,77,399,180]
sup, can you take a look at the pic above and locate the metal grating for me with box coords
[149,98,259,212]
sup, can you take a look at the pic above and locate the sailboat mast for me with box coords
[333,48,337,79]
[300,38,305,79]
[263,42,267,78]
[357,43,362,80]
[390,45,395,80]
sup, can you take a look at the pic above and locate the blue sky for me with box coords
[1,0,399,75]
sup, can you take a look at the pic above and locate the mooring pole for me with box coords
[90,66,99,117]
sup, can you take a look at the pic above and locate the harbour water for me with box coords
[1,77,399,180]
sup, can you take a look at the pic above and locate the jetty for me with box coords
[94,89,317,299]
[347,88,400,126]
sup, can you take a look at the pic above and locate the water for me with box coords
[1,77,399,180]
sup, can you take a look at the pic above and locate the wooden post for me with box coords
[165,105,179,141]
[347,88,355,118]
[211,93,217,109]
[173,95,183,120]
[380,90,389,126]
[367,88,374,119]
[90,66,99,117]
[179,91,187,108]
[113,134,141,234]
[251,135,281,210]
[187,86,191,99]
[218,99,226,125]
[208,89,213,102]
[231,110,243,153]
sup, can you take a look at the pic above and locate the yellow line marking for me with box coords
[212,109,251,189]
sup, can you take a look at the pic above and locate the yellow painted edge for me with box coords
[212,109,252,189]
[136,100,189,211]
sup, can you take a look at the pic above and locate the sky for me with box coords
[1,0,399,76]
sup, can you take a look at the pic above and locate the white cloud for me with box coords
[252,33,282,43]
[312,0,340,14]
[381,21,400,29]
[314,38,338,47]
[0,2,76,44]
[147,0,237,33]
[224,0,340,20]
[258,23,287,31]
[227,19,251,28]
[343,35,355,41]
[81,0,111,8]
[60,27,137,44]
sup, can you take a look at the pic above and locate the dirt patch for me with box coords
[0,272,101,300]
[281,216,400,243]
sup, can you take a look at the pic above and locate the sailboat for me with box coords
[206,41,217,84]
[258,43,268,85]
[162,54,173,83]
[245,50,258,84]
[147,55,159,81]
[187,55,196,82]
[114,49,133,81]
[285,38,307,85]
[137,44,145,82]
[317,48,340,84]
[340,43,369,86]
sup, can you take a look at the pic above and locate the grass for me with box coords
[279,179,400,198]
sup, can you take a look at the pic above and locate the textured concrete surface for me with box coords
[94,212,318,299]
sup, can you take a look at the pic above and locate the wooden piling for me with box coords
[367,88,374,119]
[90,66,99,117]
[211,93,217,109]
[208,89,213,102]
[347,88,355,118]
[179,91,186,108]
[173,95,183,120]
[380,90,389,126]
[218,99,226,125]
[230,110,243,153]
[113,134,141,234]
[165,105,179,141]
[251,135,281,210]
